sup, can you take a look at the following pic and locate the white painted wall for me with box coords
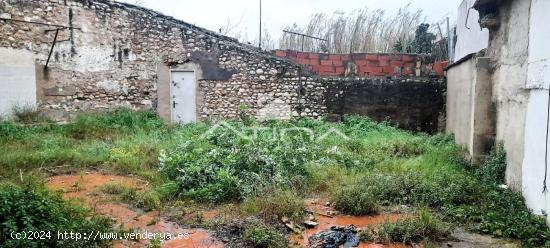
[454,0,489,62]
[522,0,550,225]
[0,48,37,118]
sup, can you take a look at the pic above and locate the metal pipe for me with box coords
[283,30,327,42]
[0,17,80,30]
[259,0,262,49]
[45,29,60,68]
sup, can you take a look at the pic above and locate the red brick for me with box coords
[312,65,324,72]
[391,61,404,67]
[379,55,390,61]
[274,50,287,57]
[297,53,308,59]
[332,60,344,67]
[329,55,342,60]
[308,59,320,66]
[383,66,395,74]
[320,65,335,73]
[379,60,389,66]
[359,66,383,74]
[309,53,320,59]
[389,54,402,60]
[334,67,345,74]
[287,51,299,58]
[402,55,415,62]
[366,54,379,61]
[404,63,416,68]
[320,60,333,66]
[341,55,351,60]
[367,61,379,67]
[355,59,368,66]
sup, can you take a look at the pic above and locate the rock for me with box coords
[285,222,302,234]
[303,221,318,228]
[281,216,290,224]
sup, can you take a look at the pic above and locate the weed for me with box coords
[475,145,506,185]
[242,224,288,248]
[241,189,305,223]
[11,105,51,124]
[332,183,380,215]
[374,209,450,244]
[0,183,112,247]
[1,111,549,247]
[99,182,133,195]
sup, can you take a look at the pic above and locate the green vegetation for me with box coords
[99,182,161,211]
[1,110,549,247]
[242,224,288,248]
[0,184,112,248]
[241,189,305,223]
[360,209,450,244]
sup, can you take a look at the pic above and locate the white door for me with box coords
[170,71,196,123]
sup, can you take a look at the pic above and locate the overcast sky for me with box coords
[117,0,463,44]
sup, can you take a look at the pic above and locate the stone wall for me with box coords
[0,0,325,121]
[0,0,444,133]
[325,77,446,133]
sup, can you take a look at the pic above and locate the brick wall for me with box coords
[274,50,449,77]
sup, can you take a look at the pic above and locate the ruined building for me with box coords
[0,0,445,132]
[446,0,550,225]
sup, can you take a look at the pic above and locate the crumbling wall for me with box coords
[325,77,446,133]
[484,0,531,190]
[0,0,326,120]
[0,0,444,132]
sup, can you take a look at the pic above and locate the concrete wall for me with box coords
[487,0,531,190]
[446,55,495,161]
[454,0,489,61]
[522,0,550,225]
[324,77,446,133]
[447,58,476,153]
[0,47,37,118]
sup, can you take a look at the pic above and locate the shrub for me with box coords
[101,183,161,211]
[444,189,550,247]
[375,209,450,244]
[0,184,112,247]
[475,145,506,185]
[332,183,380,215]
[159,122,319,202]
[12,105,51,124]
[242,225,288,248]
[241,189,304,223]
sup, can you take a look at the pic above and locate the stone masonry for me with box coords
[0,0,326,120]
[0,0,445,132]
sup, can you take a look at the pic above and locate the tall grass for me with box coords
[280,4,424,53]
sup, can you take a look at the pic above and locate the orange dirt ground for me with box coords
[290,199,410,248]
[47,172,223,248]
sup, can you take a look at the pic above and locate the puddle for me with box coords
[47,172,223,248]
[291,199,410,248]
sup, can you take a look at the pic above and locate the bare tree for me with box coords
[279,4,425,53]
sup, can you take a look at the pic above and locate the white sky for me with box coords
[117,0,463,44]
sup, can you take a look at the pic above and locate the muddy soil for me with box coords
[291,199,409,248]
[47,173,517,248]
[47,172,223,248]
